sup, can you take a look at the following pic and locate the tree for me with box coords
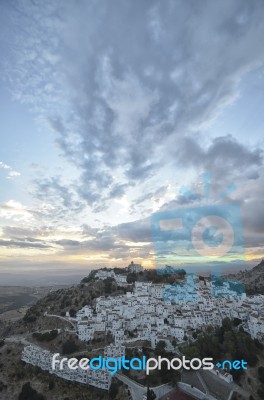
[142,346,150,357]
[127,272,137,284]
[146,387,156,400]
[170,370,180,387]
[257,386,264,398]
[182,345,200,359]
[222,317,233,331]
[62,339,79,354]
[155,340,166,355]
[18,382,45,400]
[254,339,264,350]
[48,381,55,390]
[258,366,264,384]
[109,382,119,399]
[104,277,114,294]
[69,308,76,317]
[233,318,242,327]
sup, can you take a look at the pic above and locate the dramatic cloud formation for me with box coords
[174,135,263,180]
[0,0,264,277]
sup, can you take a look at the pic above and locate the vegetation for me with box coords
[109,381,119,399]
[124,344,180,387]
[155,340,166,354]
[18,382,45,400]
[23,314,37,323]
[258,366,264,384]
[32,330,58,342]
[127,272,137,284]
[48,380,55,390]
[69,308,76,317]
[146,387,156,400]
[62,339,79,354]
[181,318,261,380]
[103,277,116,294]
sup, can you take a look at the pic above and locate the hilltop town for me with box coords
[1,261,264,400]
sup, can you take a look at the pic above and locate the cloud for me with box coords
[0,0,264,273]
[33,176,85,218]
[173,135,263,179]
[0,161,20,179]
[117,219,151,243]
[0,239,51,249]
[0,200,32,222]
[3,0,264,212]
[55,239,81,247]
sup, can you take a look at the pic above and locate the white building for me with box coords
[104,343,125,359]
[115,274,127,285]
[21,345,112,390]
[87,368,111,390]
[76,305,93,321]
[77,321,95,341]
[128,261,143,273]
[95,269,115,280]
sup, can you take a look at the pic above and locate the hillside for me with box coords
[3,261,263,337]
[3,267,187,337]
[1,264,263,399]
[226,259,264,295]
[0,341,121,400]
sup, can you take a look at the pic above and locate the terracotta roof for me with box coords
[160,389,195,400]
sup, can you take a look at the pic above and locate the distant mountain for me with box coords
[225,259,264,295]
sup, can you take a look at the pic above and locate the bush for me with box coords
[18,382,45,400]
[257,386,264,398]
[258,366,264,384]
[48,381,55,390]
[109,382,119,399]
[32,330,58,342]
[62,339,79,354]
[182,319,261,379]
[69,308,76,317]
[23,315,36,323]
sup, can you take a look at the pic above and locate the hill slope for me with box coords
[226,259,264,295]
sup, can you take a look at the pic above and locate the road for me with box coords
[44,313,76,328]
[4,334,31,346]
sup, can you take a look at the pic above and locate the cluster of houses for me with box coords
[94,261,143,285]
[76,271,264,350]
[94,269,128,285]
[20,265,264,392]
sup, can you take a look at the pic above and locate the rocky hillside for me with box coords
[226,259,264,295]
[3,272,129,337]
[3,267,186,337]
[3,261,262,337]
[0,341,124,400]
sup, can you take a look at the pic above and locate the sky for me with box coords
[0,0,264,283]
